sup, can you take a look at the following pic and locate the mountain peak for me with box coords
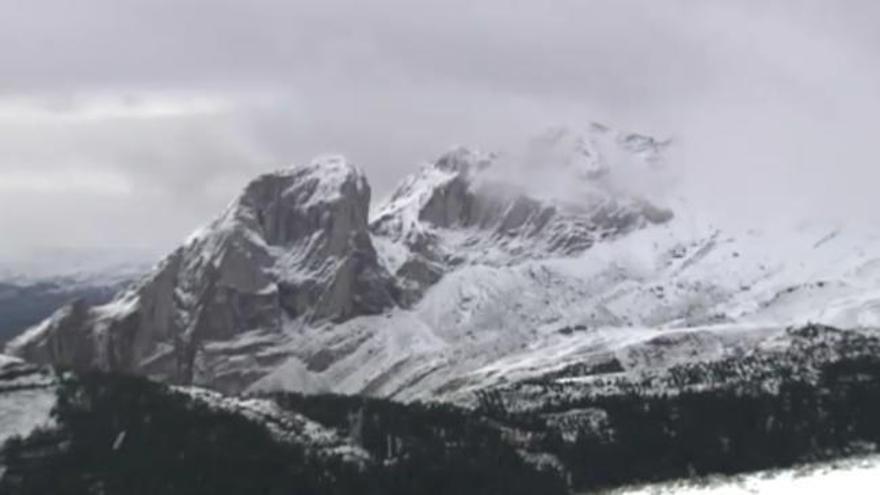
[284,155,368,202]
[273,154,364,180]
[9,153,397,392]
[8,125,675,397]
[433,147,495,174]
[525,124,668,184]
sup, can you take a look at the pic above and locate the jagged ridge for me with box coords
[14,123,880,404]
[7,156,398,392]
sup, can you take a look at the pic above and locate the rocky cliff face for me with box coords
[7,156,397,391]
[370,127,673,304]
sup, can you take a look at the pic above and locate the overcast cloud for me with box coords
[2,0,879,258]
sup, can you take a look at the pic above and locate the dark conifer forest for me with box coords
[3,325,880,494]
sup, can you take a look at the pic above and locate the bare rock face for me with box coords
[370,128,674,304]
[7,156,397,389]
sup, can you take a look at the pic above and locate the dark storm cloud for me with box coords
[1,0,879,256]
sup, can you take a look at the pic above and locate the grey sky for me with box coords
[2,0,879,258]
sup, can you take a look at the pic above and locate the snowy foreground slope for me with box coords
[8,124,880,405]
[611,455,880,495]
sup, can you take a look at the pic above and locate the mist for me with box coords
[2,0,879,259]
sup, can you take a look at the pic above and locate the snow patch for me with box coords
[612,455,880,495]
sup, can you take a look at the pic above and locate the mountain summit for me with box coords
[8,126,671,394]
[8,156,399,390]
[11,125,880,402]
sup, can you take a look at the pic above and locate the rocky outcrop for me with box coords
[370,128,674,303]
[7,156,397,390]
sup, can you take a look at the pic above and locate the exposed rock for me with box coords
[6,126,696,399]
[370,128,674,301]
[7,156,397,391]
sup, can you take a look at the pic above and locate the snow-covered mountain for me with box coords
[8,124,880,404]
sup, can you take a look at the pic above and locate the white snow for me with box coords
[286,155,367,208]
[0,359,57,446]
[0,388,56,445]
[318,204,880,401]
[173,385,369,461]
[610,455,880,495]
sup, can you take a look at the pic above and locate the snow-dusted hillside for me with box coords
[8,124,880,405]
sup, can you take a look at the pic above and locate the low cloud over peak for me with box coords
[2,1,879,257]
